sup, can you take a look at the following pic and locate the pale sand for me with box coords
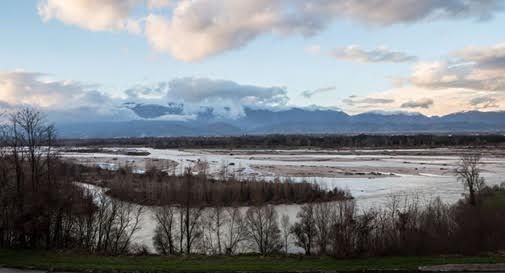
[251,164,453,178]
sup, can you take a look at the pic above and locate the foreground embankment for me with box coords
[3,249,505,273]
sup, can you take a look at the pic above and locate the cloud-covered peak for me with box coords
[125,77,289,118]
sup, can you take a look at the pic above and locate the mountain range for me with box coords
[56,103,505,138]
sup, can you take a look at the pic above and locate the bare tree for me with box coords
[153,206,178,255]
[245,205,281,255]
[314,202,332,255]
[329,200,357,257]
[207,206,226,254]
[93,194,144,254]
[456,153,485,206]
[177,168,204,255]
[113,201,143,254]
[280,214,291,254]
[10,108,49,191]
[223,207,247,254]
[183,206,203,254]
[291,204,317,255]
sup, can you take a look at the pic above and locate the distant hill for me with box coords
[55,103,505,138]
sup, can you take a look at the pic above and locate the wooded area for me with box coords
[61,134,505,149]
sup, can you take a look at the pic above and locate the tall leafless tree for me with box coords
[456,153,485,206]
[223,207,247,254]
[153,206,177,255]
[245,205,281,255]
[291,204,317,255]
[314,202,332,255]
[280,214,291,255]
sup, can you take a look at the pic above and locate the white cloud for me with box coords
[331,45,417,63]
[0,70,290,121]
[145,0,503,61]
[0,71,100,108]
[38,0,505,61]
[341,41,505,115]
[411,44,505,91]
[342,87,505,116]
[0,71,138,122]
[38,0,142,32]
[165,78,288,105]
[144,0,287,61]
[126,77,289,117]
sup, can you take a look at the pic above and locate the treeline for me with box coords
[60,134,505,149]
[150,184,505,257]
[86,167,351,207]
[0,109,144,254]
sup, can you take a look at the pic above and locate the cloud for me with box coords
[411,43,505,91]
[400,98,434,109]
[299,0,503,26]
[38,0,505,61]
[338,41,505,115]
[0,71,137,122]
[144,0,289,61]
[301,86,336,98]
[124,82,169,100]
[343,96,395,106]
[0,70,290,121]
[469,95,499,109]
[126,77,289,118]
[38,0,142,33]
[331,45,417,63]
[0,71,102,108]
[144,0,504,61]
[340,42,505,115]
[165,78,288,105]
[342,86,505,116]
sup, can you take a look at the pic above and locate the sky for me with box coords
[2,0,505,122]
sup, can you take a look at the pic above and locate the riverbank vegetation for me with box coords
[99,168,350,207]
